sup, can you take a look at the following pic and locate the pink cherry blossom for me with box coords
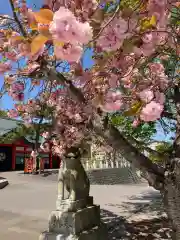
[0,0,177,156]
[101,90,123,112]
[102,100,123,112]
[42,132,50,139]
[9,92,24,101]
[140,101,163,122]
[136,43,155,57]
[0,62,11,74]
[147,0,168,23]
[19,2,28,15]
[80,0,98,20]
[14,104,25,112]
[132,118,140,127]
[54,43,83,62]
[18,41,44,60]
[5,50,18,61]
[25,63,40,74]
[8,32,22,47]
[18,42,31,57]
[27,99,35,105]
[106,90,122,102]
[142,33,153,44]
[109,74,119,88]
[149,63,165,75]
[113,17,129,38]
[49,7,92,45]
[7,109,18,118]
[160,55,169,60]
[4,74,16,84]
[11,82,25,91]
[139,89,154,103]
[26,9,36,26]
[154,91,165,105]
[97,16,133,51]
[44,0,68,11]
[74,113,83,123]
[22,112,32,123]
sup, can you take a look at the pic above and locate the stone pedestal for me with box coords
[39,197,108,240]
[56,197,94,212]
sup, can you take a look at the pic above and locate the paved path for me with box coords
[0,171,159,239]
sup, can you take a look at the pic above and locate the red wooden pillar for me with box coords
[24,146,27,167]
[24,146,27,155]
[49,151,52,169]
[12,144,16,170]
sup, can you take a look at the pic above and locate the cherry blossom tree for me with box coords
[0,0,179,237]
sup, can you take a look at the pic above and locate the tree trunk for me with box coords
[162,158,180,240]
[163,87,180,239]
[91,114,180,238]
[52,69,180,238]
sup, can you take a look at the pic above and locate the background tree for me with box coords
[0,110,8,117]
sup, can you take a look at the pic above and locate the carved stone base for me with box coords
[39,224,107,240]
[39,201,108,240]
[56,197,94,212]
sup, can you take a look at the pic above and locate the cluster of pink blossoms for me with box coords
[1,0,179,155]
[39,86,92,156]
[49,6,93,62]
[44,0,98,21]
[8,82,25,101]
[97,16,137,52]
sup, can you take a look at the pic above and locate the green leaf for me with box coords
[124,101,142,116]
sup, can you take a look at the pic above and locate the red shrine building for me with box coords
[0,118,60,171]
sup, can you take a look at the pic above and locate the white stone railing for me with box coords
[81,157,131,170]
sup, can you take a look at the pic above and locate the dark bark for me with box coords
[162,111,176,120]
[162,86,180,239]
[9,0,27,37]
[163,158,180,240]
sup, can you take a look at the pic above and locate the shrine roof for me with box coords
[0,117,22,136]
[0,117,44,144]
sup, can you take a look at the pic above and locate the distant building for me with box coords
[0,118,60,171]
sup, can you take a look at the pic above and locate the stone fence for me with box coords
[81,156,143,185]
[81,157,131,170]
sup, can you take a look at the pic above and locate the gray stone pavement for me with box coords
[0,171,160,239]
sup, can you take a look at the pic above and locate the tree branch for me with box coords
[173,86,180,157]
[47,68,165,189]
[91,115,165,189]
[162,111,176,120]
[125,134,169,160]
[9,0,27,37]
[48,68,86,103]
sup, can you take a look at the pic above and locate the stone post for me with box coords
[39,147,108,240]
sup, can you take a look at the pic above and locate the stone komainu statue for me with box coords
[57,147,90,202]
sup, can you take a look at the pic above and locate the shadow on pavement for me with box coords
[41,170,58,177]
[102,191,172,239]
[18,170,58,178]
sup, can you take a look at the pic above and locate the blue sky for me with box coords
[0,0,94,111]
[0,0,174,142]
[0,0,44,110]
